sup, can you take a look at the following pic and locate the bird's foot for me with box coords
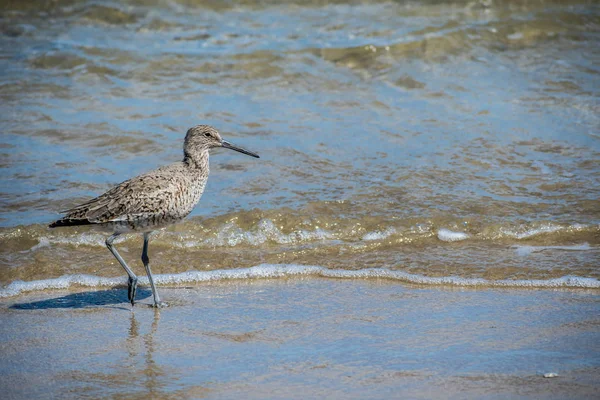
[128,277,138,306]
[150,301,168,309]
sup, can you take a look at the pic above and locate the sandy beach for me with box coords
[1,279,598,399]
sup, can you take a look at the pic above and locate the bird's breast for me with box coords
[171,176,208,219]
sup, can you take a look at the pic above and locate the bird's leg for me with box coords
[142,232,164,308]
[106,233,138,306]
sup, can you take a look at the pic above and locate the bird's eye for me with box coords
[204,132,211,137]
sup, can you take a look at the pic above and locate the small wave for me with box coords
[513,243,594,256]
[7,220,598,255]
[500,223,565,239]
[22,237,51,253]
[362,227,396,241]
[437,229,469,242]
[0,275,125,298]
[2,265,598,298]
[24,233,125,251]
[183,219,334,247]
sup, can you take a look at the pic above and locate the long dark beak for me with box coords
[221,140,260,158]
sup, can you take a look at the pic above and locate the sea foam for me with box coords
[437,229,469,242]
[362,227,397,241]
[501,224,564,239]
[178,219,334,247]
[1,265,599,298]
[513,243,594,256]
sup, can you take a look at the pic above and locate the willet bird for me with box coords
[49,125,259,307]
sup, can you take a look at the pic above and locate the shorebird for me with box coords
[49,125,259,307]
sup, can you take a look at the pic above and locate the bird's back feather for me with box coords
[49,161,208,230]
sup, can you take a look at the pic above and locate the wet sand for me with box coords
[1,279,598,399]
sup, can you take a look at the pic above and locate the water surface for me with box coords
[1,0,599,293]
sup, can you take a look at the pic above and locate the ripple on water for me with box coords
[0,0,599,288]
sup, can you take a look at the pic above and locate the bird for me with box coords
[49,125,259,308]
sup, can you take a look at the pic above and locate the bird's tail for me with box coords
[49,218,92,228]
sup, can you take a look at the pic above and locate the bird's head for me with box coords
[183,125,259,161]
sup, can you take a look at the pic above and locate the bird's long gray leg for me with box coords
[142,232,163,307]
[106,233,138,306]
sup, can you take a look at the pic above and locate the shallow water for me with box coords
[1,0,600,294]
[1,280,599,399]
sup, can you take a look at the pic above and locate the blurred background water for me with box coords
[1,0,599,293]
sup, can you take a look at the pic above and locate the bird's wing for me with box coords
[62,165,185,224]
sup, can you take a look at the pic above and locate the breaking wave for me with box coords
[6,219,597,253]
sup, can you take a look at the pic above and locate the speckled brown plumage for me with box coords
[50,160,209,232]
[49,125,259,307]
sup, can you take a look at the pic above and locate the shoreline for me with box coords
[2,264,599,299]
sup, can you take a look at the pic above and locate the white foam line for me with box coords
[514,243,594,256]
[2,265,599,298]
[0,275,126,298]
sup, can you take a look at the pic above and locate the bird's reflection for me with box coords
[126,308,164,396]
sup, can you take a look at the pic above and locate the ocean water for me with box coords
[1,0,599,296]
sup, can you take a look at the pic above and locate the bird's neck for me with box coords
[183,150,209,171]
